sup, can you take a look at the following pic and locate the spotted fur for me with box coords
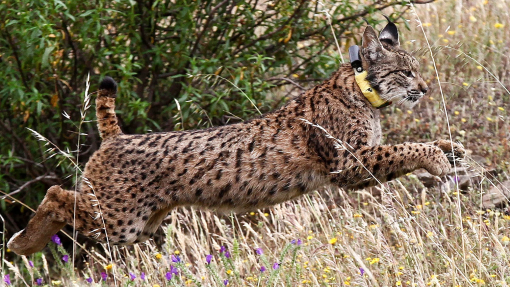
[8,22,464,255]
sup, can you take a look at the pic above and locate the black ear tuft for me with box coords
[379,15,400,48]
[99,76,118,93]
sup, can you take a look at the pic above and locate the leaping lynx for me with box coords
[8,20,464,255]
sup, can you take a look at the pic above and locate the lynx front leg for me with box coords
[331,142,453,191]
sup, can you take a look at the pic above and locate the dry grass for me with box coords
[2,0,510,286]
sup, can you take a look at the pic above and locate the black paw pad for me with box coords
[99,76,118,95]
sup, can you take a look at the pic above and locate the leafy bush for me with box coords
[0,0,424,232]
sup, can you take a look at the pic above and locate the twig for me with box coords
[233,0,306,55]
[190,0,229,58]
[1,174,60,200]
[267,77,306,90]
[3,30,29,90]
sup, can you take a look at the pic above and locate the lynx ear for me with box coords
[361,25,384,61]
[379,15,400,48]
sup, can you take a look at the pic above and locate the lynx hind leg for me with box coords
[7,186,72,255]
[96,76,122,141]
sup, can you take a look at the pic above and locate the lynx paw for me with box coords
[432,139,465,166]
[421,146,452,177]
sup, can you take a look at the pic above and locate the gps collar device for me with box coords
[349,45,391,109]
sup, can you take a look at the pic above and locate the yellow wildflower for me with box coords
[353,213,363,218]
[105,264,113,271]
[422,23,432,27]
[502,236,510,243]
[329,238,337,245]
[174,250,180,255]
[494,23,504,29]
[462,82,469,86]
[155,253,163,260]
[447,30,456,35]
[227,269,233,275]
[470,15,477,22]
[498,107,505,111]
[476,65,483,70]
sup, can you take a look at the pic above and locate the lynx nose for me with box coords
[421,85,429,94]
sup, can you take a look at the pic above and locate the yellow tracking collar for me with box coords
[354,70,390,109]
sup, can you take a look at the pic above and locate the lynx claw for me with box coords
[432,140,465,167]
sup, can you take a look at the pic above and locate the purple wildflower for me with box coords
[171,255,181,263]
[51,234,61,245]
[85,277,93,283]
[255,248,263,255]
[359,267,365,276]
[4,274,11,286]
[165,272,172,281]
[224,251,231,258]
[220,246,226,253]
[273,262,279,270]
[297,239,302,245]
[36,278,43,286]
[62,255,69,263]
[29,261,34,268]
[170,265,179,275]
[291,239,296,244]
[101,272,108,281]
[206,254,213,264]
[223,279,229,286]
[260,266,266,272]
[129,273,136,280]
[141,272,146,280]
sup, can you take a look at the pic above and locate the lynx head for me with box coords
[360,19,428,108]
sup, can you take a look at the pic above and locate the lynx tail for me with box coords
[97,77,122,140]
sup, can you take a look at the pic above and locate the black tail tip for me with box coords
[99,76,118,93]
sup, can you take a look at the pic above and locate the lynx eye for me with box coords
[400,70,414,78]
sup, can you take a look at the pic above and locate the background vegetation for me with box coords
[2,0,510,286]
